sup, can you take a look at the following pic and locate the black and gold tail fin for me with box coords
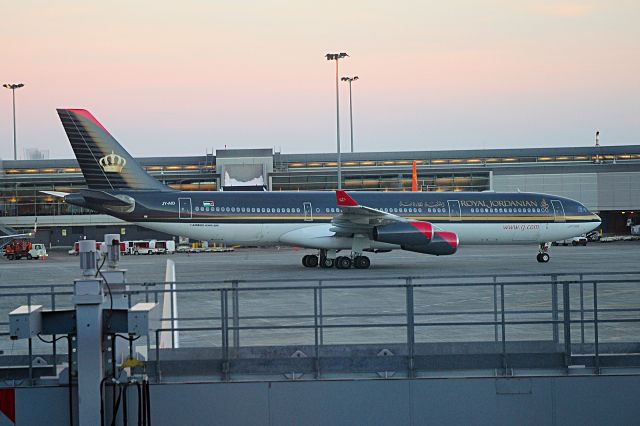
[57,109,167,191]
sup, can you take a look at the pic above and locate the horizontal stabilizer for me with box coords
[79,189,134,207]
[40,190,70,198]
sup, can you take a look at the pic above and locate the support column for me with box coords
[73,278,105,426]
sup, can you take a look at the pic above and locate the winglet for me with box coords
[336,190,359,207]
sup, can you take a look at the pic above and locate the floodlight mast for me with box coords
[3,83,25,160]
[341,76,359,153]
[325,53,349,189]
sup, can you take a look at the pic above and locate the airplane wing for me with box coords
[331,190,413,235]
[0,219,37,239]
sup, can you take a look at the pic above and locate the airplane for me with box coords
[1,221,37,240]
[44,109,601,269]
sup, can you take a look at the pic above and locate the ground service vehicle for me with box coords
[150,240,176,254]
[130,240,153,255]
[553,235,588,246]
[4,240,48,260]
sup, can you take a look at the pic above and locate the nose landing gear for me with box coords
[536,243,550,263]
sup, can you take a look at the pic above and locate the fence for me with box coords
[1,272,639,382]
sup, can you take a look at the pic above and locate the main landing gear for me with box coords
[302,251,371,269]
[536,242,550,263]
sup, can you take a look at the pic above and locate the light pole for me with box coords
[326,53,348,189]
[3,83,24,160]
[341,76,358,153]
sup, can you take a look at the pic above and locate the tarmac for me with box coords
[1,241,639,284]
[1,241,639,352]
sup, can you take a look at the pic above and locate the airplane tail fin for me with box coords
[57,109,167,191]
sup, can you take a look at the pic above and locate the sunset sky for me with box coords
[1,1,639,159]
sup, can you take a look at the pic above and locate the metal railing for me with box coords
[1,272,640,383]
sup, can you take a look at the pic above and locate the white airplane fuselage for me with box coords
[136,220,598,250]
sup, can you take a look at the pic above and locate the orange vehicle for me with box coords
[3,240,33,260]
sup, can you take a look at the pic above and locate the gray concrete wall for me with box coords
[14,374,640,425]
[492,173,598,210]
[597,172,640,210]
[493,171,640,211]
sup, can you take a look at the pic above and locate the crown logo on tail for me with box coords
[99,151,126,173]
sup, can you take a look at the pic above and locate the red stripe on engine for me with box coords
[435,231,458,249]
[409,221,434,240]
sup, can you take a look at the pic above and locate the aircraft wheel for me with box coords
[336,256,352,269]
[307,255,319,267]
[303,254,318,267]
[354,256,370,269]
[537,253,550,263]
[320,257,334,268]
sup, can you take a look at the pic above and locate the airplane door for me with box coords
[179,198,192,219]
[551,200,565,222]
[448,200,462,221]
[303,202,313,222]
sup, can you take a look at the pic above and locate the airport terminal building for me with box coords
[1,145,639,246]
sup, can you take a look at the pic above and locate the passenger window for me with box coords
[286,208,291,213]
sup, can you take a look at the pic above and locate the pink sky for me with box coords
[1,0,639,159]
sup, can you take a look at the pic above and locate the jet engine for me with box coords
[373,222,458,256]
[373,221,434,246]
[403,231,459,256]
